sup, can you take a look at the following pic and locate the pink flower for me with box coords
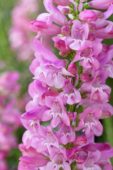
[0,71,22,169]
[53,0,70,6]
[79,10,97,22]
[89,0,113,9]
[53,36,70,56]
[18,145,49,170]
[44,0,67,25]
[10,0,38,60]
[0,158,7,170]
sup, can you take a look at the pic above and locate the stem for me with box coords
[103,118,113,146]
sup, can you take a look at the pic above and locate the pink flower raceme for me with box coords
[19,0,113,169]
[9,0,38,60]
[0,72,21,169]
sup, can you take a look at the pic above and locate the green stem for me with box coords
[103,117,113,146]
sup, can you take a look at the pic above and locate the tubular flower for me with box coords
[19,0,113,169]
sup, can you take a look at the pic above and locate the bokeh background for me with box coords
[0,0,113,169]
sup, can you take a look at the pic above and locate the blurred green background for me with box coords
[0,0,113,169]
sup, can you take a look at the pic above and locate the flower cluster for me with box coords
[19,0,113,169]
[9,0,38,60]
[0,71,21,170]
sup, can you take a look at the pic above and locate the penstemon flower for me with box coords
[9,0,38,60]
[0,71,21,170]
[19,0,113,169]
